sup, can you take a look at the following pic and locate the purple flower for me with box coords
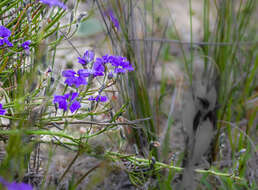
[0,104,6,115]
[82,69,95,76]
[69,100,81,113]
[108,72,113,79]
[78,69,93,77]
[53,95,67,110]
[21,40,31,54]
[109,56,124,67]
[62,69,90,87]
[53,92,81,113]
[105,9,120,30]
[62,70,76,77]
[6,182,33,190]
[96,95,108,102]
[78,50,95,65]
[39,0,67,9]
[106,55,134,74]
[88,95,108,102]
[21,40,31,50]
[114,60,134,74]
[0,26,11,37]
[102,54,110,64]
[0,26,13,47]
[93,58,105,76]
[95,54,134,74]
[0,177,33,190]
[88,96,95,101]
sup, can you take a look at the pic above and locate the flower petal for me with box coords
[6,182,33,190]
[114,67,126,74]
[53,95,65,103]
[88,96,95,101]
[0,26,11,38]
[69,100,81,113]
[78,69,91,77]
[0,109,6,115]
[58,100,68,111]
[39,0,67,9]
[21,40,31,50]
[62,70,76,77]
[70,92,79,101]
[96,95,108,102]
[77,57,86,65]
[3,38,13,47]
[75,77,87,87]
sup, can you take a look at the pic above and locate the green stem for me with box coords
[107,152,244,181]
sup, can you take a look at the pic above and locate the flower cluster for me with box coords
[65,51,134,88]
[0,25,31,53]
[54,50,134,113]
[107,55,134,74]
[0,177,33,190]
[93,57,105,76]
[39,0,67,9]
[53,92,81,113]
[88,95,108,102]
[77,51,134,75]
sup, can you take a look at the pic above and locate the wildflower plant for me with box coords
[0,0,135,188]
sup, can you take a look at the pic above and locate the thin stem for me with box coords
[58,151,80,185]
[47,117,150,127]
[74,162,103,188]
[107,152,244,181]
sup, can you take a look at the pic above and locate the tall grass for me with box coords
[99,0,257,189]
